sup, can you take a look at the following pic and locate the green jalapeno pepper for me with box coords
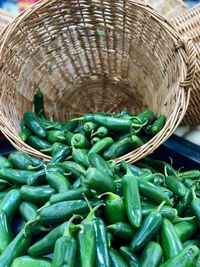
[161,218,183,259]
[0,189,21,218]
[83,167,116,194]
[160,245,199,267]
[19,202,38,222]
[179,170,200,180]
[8,152,43,170]
[107,222,136,241]
[19,119,31,141]
[46,172,71,193]
[41,142,67,155]
[50,187,91,204]
[174,221,197,242]
[57,161,86,179]
[93,217,111,267]
[0,179,10,192]
[103,135,144,160]
[38,118,61,130]
[122,166,142,228]
[73,124,85,134]
[50,146,71,163]
[0,168,34,185]
[52,215,82,267]
[92,126,109,138]
[28,136,51,151]
[191,187,200,227]
[34,87,46,118]
[147,115,166,135]
[72,148,90,168]
[11,256,51,267]
[88,153,114,177]
[61,120,79,132]
[139,241,163,267]
[0,156,13,169]
[20,185,55,205]
[175,189,192,215]
[134,110,155,124]
[47,130,66,143]
[83,122,97,134]
[109,247,128,267]
[119,246,139,267]
[102,192,127,224]
[71,133,90,149]
[0,186,17,201]
[91,137,101,145]
[88,137,114,155]
[165,175,187,197]
[130,201,165,252]
[141,205,178,222]
[183,239,200,248]
[0,211,13,253]
[24,112,47,138]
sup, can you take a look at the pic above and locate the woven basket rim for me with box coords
[0,0,197,162]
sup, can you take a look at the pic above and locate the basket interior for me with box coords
[0,0,183,131]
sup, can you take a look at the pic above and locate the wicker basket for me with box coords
[171,4,200,126]
[0,8,15,33]
[0,0,196,163]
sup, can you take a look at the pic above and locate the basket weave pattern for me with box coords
[171,4,200,125]
[0,8,15,33]
[0,0,196,162]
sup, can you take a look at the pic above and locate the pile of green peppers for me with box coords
[0,150,199,266]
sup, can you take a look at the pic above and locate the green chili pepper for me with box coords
[28,222,68,256]
[38,118,62,130]
[179,170,200,180]
[19,202,38,221]
[160,245,199,267]
[71,133,90,149]
[103,135,144,160]
[109,247,128,267]
[46,172,71,193]
[0,189,21,218]
[122,166,142,228]
[0,224,32,267]
[57,161,86,179]
[0,179,10,192]
[141,205,178,222]
[33,88,46,118]
[120,162,142,176]
[88,153,114,177]
[130,201,165,252]
[61,120,79,132]
[8,152,42,170]
[91,137,101,145]
[161,218,183,259]
[39,200,89,226]
[78,204,103,267]
[93,217,111,267]
[83,167,116,194]
[156,185,174,198]
[106,222,136,241]
[0,168,34,185]
[23,112,46,138]
[20,185,55,205]
[41,142,66,155]
[102,192,127,224]
[50,146,71,163]
[28,136,51,151]
[0,186,17,201]
[148,115,166,135]
[83,122,97,134]
[73,124,85,134]
[174,221,197,242]
[183,239,200,248]
[175,189,192,215]
[0,156,13,168]
[92,126,109,138]
[47,130,66,143]
[19,119,31,141]
[11,256,51,267]
[139,241,163,267]
[165,175,187,197]
[119,246,139,267]
[89,137,114,155]
[191,187,200,227]
[52,215,82,267]
[0,211,13,253]
[50,187,91,204]
[134,110,155,124]
[72,148,90,168]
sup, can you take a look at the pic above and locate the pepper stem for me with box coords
[23,217,40,237]
[70,117,84,122]
[63,214,83,237]
[84,202,105,224]
[36,201,51,214]
[98,192,118,201]
[173,216,195,223]
[156,201,166,212]
[28,162,44,170]
[120,161,132,176]
[192,186,197,200]
[41,147,53,153]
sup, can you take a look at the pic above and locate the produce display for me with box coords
[0,89,199,266]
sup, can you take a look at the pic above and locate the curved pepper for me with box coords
[72,148,90,168]
[71,133,90,149]
[0,168,34,185]
[139,241,163,267]
[119,246,139,267]
[0,211,13,253]
[24,112,46,138]
[109,247,128,267]
[88,137,114,155]
[88,153,114,177]
[0,156,13,169]
[46,172,71,193]
[107,222,136,241]
[11,256,51,267]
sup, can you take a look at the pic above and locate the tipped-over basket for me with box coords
[0,0,196,163]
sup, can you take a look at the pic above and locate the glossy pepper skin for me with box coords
[84,167,116,194]
[179,170,200,180]
[52,215,82,267]
[92,126,109,138]
[50,146,71,163]
[57,161,86,179]
[139,241,163,267]
[89,153,114,178]
[130,202,165,252]
[175,189,192,215]
[161,218,183,260]
[47,130,66,144]
[20,185,55,205]
[160,245,200,267]
[109,247,128,267]
[0,226,32,267]
[0,156,13,168]
[122,167,142,228]
[24,112,47,138]
[71,134,90,149]
[28,222,67,256]
[72,148,90,168]
[174,221,197,242]
[148,115,166,135]
[0,211,13,253]
[19,202,38,222]
[119,246,139,267]
[19,119,31,142]
[93,218,111,267]
[8,152,42,170]
[33,87,46,119]
[191,187,200,227]
[88,137,114,155]
[0,189,21,218]
[46,172,71,193]
[106,222,136,241]
[0,168,34,185]
[103,192,127,224]
[165,175,187,197]
[11,256,51,267]
[28,135,51,151]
